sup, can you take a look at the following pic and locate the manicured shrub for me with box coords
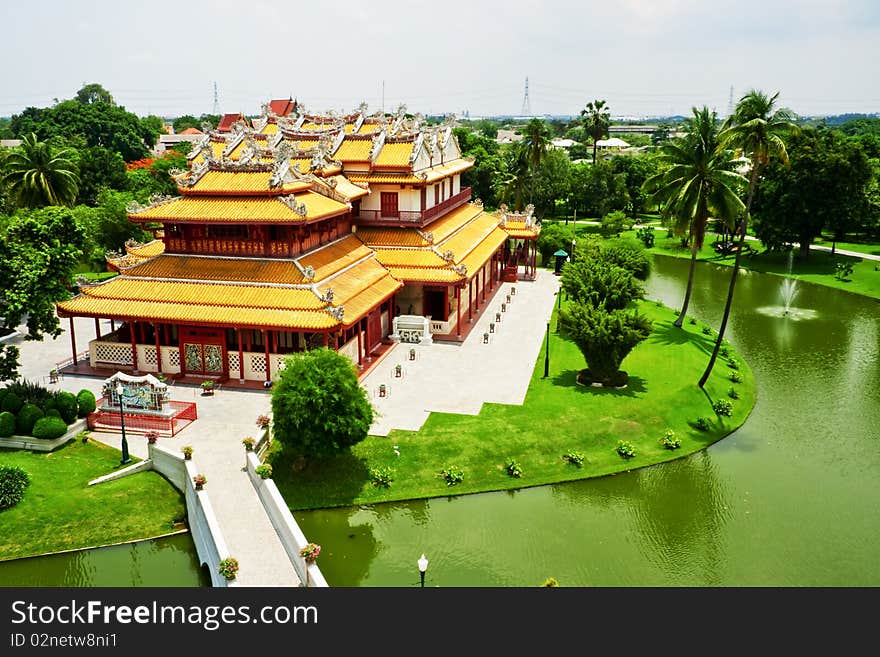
[0,411,15,438]
[1,392,22,414]
[0,465,31,510]
[218,557,239,580]
[659,429,681,450]
[730,371,743,384]
[254,464,273,479]
[505,458,523,478]
[76,389,97,418]
[694,417,711,431]
[702,326,713,335]
[46,409,63,419]
[719,346,730,358]
[31,416,68,440]
[439,466,464,486]
[16,404,44,436]
[55,391,78,424]
[713,399,733,417]
[727,358,739,371]
[369,466,394,488]
[600,240,651,280]
[562,451,585,467]
[616,440,636,459]
[728,387,740,400]
[0,389,7,409]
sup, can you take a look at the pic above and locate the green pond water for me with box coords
[295,255,880,587]
[1,255,877,587]
[0,534,208,587]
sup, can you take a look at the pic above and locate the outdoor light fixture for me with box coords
[483,332,489,344]
[418,553,429,587]
[489,322,495,333]
[495,312,501,323]
[379,384,387,398]
[409,348,416,361]
[501,303,507,313]
[115,383,131,465]
[394,364,402,378]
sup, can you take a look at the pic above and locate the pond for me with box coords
[294,255,880,586]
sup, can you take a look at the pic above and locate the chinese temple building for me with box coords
[56,102,540,385]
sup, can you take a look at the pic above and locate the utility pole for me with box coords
[212,81,220,116]
[521,76,531,116]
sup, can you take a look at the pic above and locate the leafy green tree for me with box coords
[520,118,551,204]
[270,348,374,458]
[562,258,643,311]
[454,127,502,207]
[600,210,633,237]
[0,207,85,346]
[610,154,660,217]
[536,221,575,265]
[700,90,798,388]
[560,302,653,386]
[570,159,629,217]
[644,107,745,327]
[600,239,651,280]
[753,129,873,255]
[1,133,79,208]
[75,83,114,105]
[581,99,611,164]
[73,146,127,206]
[530,148,571,217]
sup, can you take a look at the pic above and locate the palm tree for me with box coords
[581,99,611,164]
[644,107,746,327]
[698,90,798,387]
[520,118,550,205]
[1,133,79,208]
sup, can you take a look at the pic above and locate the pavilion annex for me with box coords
[56,101,540,385]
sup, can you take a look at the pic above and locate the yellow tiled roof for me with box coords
[422,158,474,182]
[191,141,226,165]
[382,266,461,283]
[123,254,306,284]
[130,192,348,224]
[336,272,402,326]
[325,175,369,200]
[298,235,374,283]
[179,170,312,195]
[260,122,279,134]
[346,172,423,184]
[354,227,429,247]
[126,240,165,258]
[421,203,484,242]
[439,213,501,264]
[502,222,542,238]
[374,142,414,168]
[370,248,445,268]
[332,139,373,162]
[459,227,508,273]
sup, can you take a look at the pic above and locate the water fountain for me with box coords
[781,251,798,315]
[756,249,817,320]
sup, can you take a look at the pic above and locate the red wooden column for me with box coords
[482,265,487,303]
[323,332,328,347]
[263,330,271,383]
[130,321,139,372]
[154,323,162,374]
[456,286,462,339]
[364,318,372,362]
[357,322,363,368]
[468,278,473,322]
[237,329,245,382]
[69,317,77,366]
[110,319,116,333]
[94,318,101,340]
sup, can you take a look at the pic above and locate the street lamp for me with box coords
[571,238,576,261]
[417,553,429,588]
[116,383,131,465]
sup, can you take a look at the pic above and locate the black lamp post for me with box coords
[116,383,130,465]
[418,553,428,588]
[543,321,550,378]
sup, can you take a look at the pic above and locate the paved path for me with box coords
[10,319,300,587]
[363,271,560,436]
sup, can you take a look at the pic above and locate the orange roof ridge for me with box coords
[117,273,315,291]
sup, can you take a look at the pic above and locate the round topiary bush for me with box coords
[55,391,78,424]
[1,392,23,414]
[0,411,15,438]
[76,389,96,418]
[0,389,8,410]
[0,465,31,510]
[31,416,68,440]
[46,409,63,420]
[16,403,44,436]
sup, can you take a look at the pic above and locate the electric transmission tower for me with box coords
[521,77,531,116]
[212,82,220,116]
[727,85,735,118]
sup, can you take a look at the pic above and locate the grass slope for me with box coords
[273,301,756,510]
[0,440,185,560]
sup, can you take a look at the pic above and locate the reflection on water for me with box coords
[297,255,880,587]
[0,534,208,587]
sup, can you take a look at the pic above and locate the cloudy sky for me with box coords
[2,0,878,119]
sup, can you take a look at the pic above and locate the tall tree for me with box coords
[644,107,746,328]
[520,118,551,204]
[581,99,611,164]
[1,133,79,208]
[699,90,798,387]
[75,83,114,105]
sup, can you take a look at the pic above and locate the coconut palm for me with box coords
[698,90,799,387]
[520,118,550,205]
[644,107,746,328]
[1,133,79,208]
[581,99,611,164]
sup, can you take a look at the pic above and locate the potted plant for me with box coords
[218,557,239,581]
[242,436,256,452]
[181,445,193,460]
[145,431,159,445]
[300,542,321,587]
[193,473,207,490]
[201,380,214,396]
[256,414,270,430]
[255,464,272,479]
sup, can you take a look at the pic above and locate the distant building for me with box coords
[495,129,523,144]
[550,138,576,149]
[0,139,22,148]
[154,128,205,157]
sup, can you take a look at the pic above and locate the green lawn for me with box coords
[628,231,880,300]
[812,236,880,258]
[272,301,756,511]
[0,440,186,560]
